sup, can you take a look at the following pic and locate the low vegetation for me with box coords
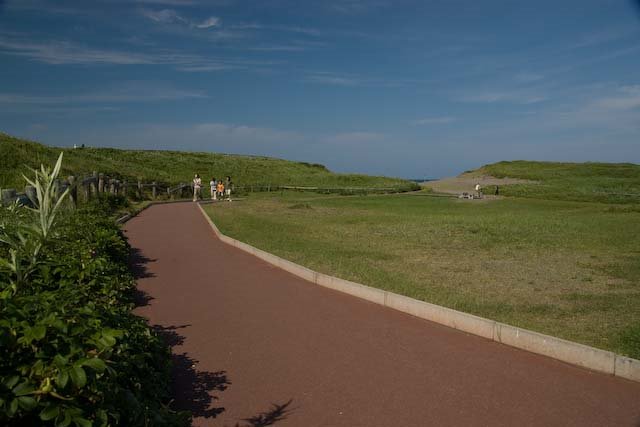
[471,160,640,204]
[205,191,640,358]
[0,133,416,191]
[0,155,188,426]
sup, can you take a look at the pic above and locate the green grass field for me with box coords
[205,192,640,358]
[472,160,640,204]
[0,132,416,191]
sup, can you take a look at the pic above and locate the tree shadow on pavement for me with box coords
[230,400,294,427]
[154,324,230,420]
[129,247,156,279]
[129,247,156,307]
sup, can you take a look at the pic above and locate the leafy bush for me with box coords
[0,155,189,426]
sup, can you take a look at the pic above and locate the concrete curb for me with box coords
[196,203,640,383]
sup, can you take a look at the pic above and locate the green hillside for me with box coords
[473,160,640,204]
[0,132,417,191]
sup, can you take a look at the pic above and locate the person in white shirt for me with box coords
[193,174,202,202]
[210,177,217,200]
[475,183,482,199]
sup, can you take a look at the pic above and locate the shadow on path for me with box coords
[129,247,156,307]
[154,325,229,420]
[230,400,294,427]
[130,245,293,426]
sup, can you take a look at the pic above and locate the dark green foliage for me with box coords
[0,198,190,426]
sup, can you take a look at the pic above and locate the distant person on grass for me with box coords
[225,176,233,201]
[210,177,217,200]
[193,174,202,202]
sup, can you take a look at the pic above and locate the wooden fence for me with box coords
[1,174,419,206]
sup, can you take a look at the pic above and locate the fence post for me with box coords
[1,189,17,206]
[122,180,128,198]
[67,176,77,206]
[83,183,90,202]
[152,182,157,199]
[167,187,171,199]
[98,173,105,193]
[89,172,96,197]
[137,180,143,199]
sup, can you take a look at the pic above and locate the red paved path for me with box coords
[124,202,640,427]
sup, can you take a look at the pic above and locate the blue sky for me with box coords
[0,0,639,178]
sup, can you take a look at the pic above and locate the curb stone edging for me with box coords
[194,202,640,383]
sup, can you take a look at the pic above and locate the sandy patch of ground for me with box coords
[422,173,536,195]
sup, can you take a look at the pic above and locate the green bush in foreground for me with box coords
[0,155,188,426]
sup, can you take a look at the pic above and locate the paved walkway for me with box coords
[124,202,640,427]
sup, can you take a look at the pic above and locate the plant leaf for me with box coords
[69,366,86,388]
[82,358,106,372]
[40,405,60,421]
[17,396,38,410]
[57,369,69,388]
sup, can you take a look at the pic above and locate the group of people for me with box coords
[192,174,233,202]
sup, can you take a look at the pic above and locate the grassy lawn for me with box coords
[205,192,640,358]
[474,160,640,204]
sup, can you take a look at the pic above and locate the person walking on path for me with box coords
[210,177,217,201]
[193,174,202,202]
[225,176,233,201]
[475,182,482,199]
[216,180,225,200]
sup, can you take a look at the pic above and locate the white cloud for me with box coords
[0,35,270,71]
[304,71,373,86]
[459,89,548,105]
[141,8,220,29]
[0,84,207,107]
[196,16,220,29]
[141,8,187,24]
[594,85,640,110]
[410,117,455,126]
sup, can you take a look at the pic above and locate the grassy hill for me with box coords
[0,132,418,191]
[470,160,640,204]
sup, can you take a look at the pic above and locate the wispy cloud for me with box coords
[565,27,638,50]
[141,8,220,29]
[458,88,548,105]
[305,72,362,86]
[0,34,271,71]
[230,23,323,37]
[141,8,188,24]
[592,85,640,111]
[410,117,455,126]
[196,16,220,29]
[0,83,207,107]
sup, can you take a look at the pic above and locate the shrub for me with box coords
[0,154,189,426]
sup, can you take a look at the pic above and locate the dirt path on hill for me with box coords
[123,202,640,427]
